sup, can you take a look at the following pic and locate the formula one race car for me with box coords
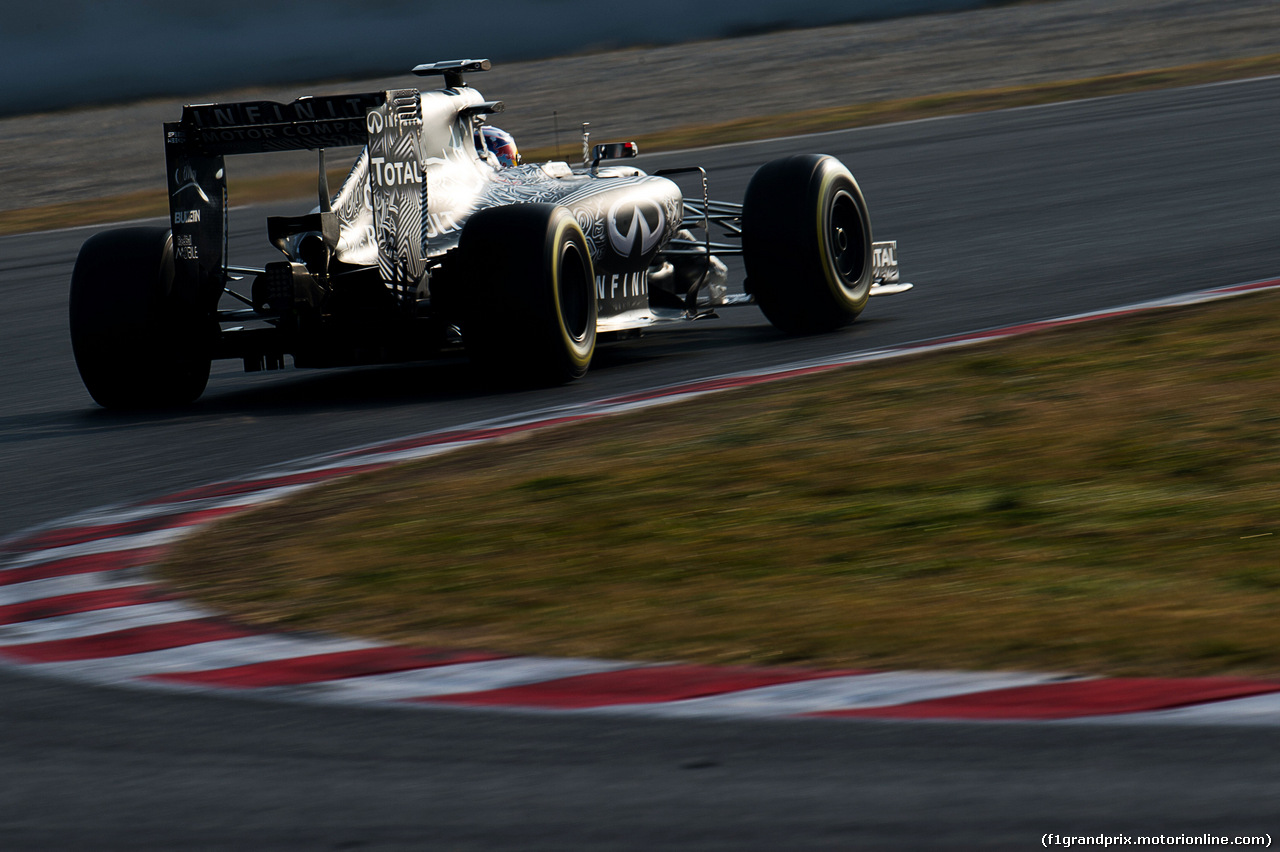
[69,59,911,409]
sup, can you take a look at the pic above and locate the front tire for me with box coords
[741,154,874,334]
[68,227,212,409]
[460,204,597,385]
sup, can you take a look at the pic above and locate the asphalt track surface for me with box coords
[3,78,1280,848]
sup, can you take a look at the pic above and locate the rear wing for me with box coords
[169,92,385,156]
[164,88,430,311]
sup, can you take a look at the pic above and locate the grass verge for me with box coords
[162,290,1280,677]
[6,52,1280,237]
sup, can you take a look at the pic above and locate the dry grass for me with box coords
[163,291,1280,677]
[7,52,1280,236]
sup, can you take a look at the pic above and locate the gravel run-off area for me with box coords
[2,0,1278,213]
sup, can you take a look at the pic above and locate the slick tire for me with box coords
[741,154,874,334]
[69,227,213,409]
[460,204,597,385]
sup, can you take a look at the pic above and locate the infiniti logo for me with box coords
[607,197,665,258]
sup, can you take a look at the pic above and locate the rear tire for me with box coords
[68,227,212,409]
[741,154,873,334]
[460,204,597,385]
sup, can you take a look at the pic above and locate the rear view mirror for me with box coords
[591,142,638,164]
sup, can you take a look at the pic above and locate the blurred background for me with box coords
[4,0,1278,216]
[1,0,999,115]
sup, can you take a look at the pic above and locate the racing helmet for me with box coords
[476,125,520,168]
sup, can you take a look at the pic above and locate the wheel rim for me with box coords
[827,190,866,290]
[558,241,591,345]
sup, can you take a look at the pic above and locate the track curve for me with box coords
[4,77,1280,848]
[7,278,1280,724]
